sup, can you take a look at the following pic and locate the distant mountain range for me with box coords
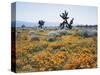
[11,21,95,27]
[11,21,60,27]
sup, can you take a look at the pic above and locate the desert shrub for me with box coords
[28,46,42,55]
[46,30,70,41]
[28,31,40,41]
[38,29,44,32]
[47,31,61,37]
[47,36,56,42]
[57,30,69,36]
[78,29,97,37]
[28,31,38,35]
[29,35,40,41]
[28,43,48,55]
[46,31,61,41]
[47,42,66,53]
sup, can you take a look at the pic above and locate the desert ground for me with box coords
[15,27,97,72]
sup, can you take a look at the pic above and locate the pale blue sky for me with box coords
[16,2,98,25]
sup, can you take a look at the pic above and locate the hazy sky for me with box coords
[16,2,98,25]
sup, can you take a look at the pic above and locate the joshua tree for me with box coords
[21,24,26,28]
[38,20,45,29]
[60,10,74,29]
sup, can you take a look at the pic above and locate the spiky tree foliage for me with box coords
[68,18,74,29]
[60,11,69,21]
[60,11,74,29]
[38,20,45,29]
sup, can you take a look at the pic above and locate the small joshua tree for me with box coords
[21,24,26,30]
[21,24,26,28]
[60,10,74,29]
[38,20,45,29]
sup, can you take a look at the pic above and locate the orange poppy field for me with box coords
[16,28,97,72]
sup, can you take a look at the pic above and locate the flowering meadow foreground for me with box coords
[16,28,97,72]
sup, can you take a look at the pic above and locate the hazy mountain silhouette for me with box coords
[11,21,60,27]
